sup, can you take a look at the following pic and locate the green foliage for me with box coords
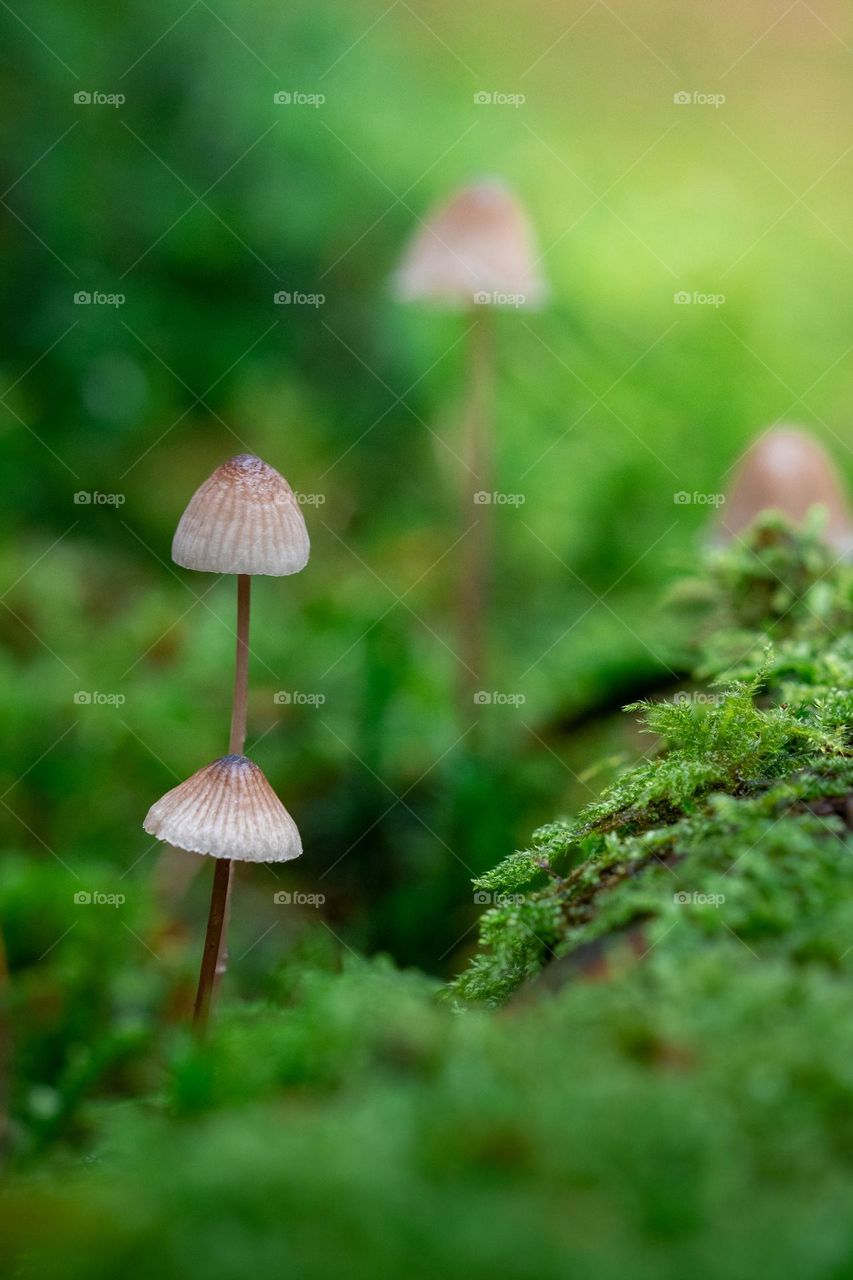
[682,513,853,685]
[7,0,853,976]
[2,0,709,979]
[452,519,853,1006]
[4,520,853,1279]
[5,2,853,1272]
[10,947,853,1279]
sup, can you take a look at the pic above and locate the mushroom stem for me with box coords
[193,574,251,1032]
[229,574,251,754]
[458,310,493,726]
[192,857,232,1032]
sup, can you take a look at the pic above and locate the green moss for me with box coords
[5,516,853,1280]
[453,517,853,1006]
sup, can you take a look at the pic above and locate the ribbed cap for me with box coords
[394,179,547,309]
[143,755,302,862]
[719,427,853,555]
[172,454,310,575]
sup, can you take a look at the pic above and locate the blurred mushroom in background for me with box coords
[717,426,853,558]
[394,179,548,730]
[394,178,547,309]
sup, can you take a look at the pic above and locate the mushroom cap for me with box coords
[143,755,302,863]
[172,454,310,575]
[718,427,853,555]
[393,178,547,309]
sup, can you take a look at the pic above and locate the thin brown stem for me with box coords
[229,573,251,755]
[457,310,494,729]
[193,574,251,1033]
[192,857,232,1032]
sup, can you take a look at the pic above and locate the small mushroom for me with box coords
[394,177,547,309]
[718,427,853,555]
[172,452,309,576]
[150,451,310,1031]
[144,755,302,863]
[393,180,548,728]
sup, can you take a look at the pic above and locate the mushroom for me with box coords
[144,755,301,863]
[718,427,853,556]
[172,453,309,576]
[150,452,309,1030]
[393,180,547,727]
[393,178,547,309]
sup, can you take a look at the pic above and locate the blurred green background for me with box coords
[2,0,853,987]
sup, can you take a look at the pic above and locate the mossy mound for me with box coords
[452,516,853,1008]
[4,516,853,1280]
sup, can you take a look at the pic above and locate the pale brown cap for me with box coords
[172,454,310,575]
[718,427,853,555]
[394,178,548,309]
[143,755,302,862]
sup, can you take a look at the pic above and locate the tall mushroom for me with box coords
[718,427,853,556]
[394,178,547,722]
[144,755,301,1028]
[147,452,309,1030]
